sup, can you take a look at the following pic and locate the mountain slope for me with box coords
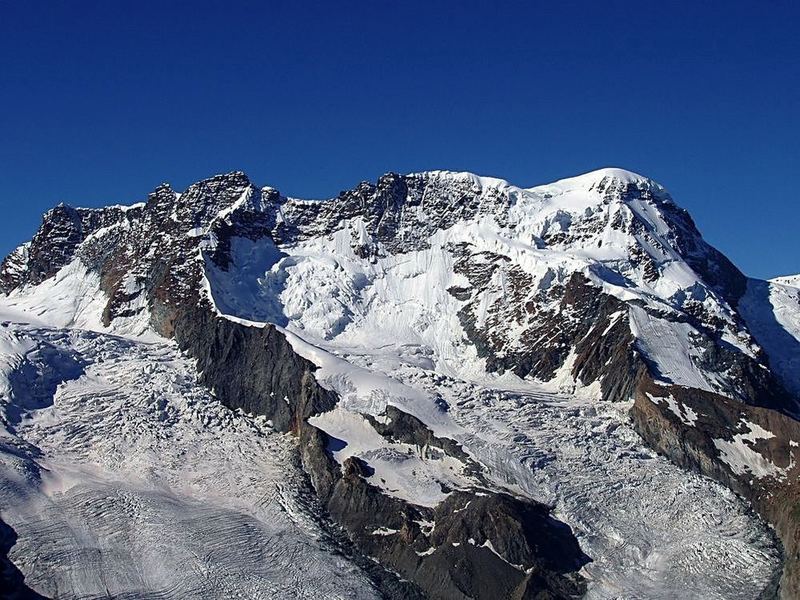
[1,167,798,598]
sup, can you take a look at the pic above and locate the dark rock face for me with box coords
[0,203,137,293]
[274,172,513,253]
[453,265,648,403]
[172,301,336,433]
[309,449,587,600]
[10,204,84,289]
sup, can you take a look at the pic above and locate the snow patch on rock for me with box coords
[714,419,789,480]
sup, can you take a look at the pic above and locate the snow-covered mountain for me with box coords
[1,167,799,599]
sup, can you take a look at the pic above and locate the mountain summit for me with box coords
[1,168,799,599]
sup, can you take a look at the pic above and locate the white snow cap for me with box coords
[538,167,656,190]
[413,167,653,192]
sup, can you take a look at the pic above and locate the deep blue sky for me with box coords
[1,1,798,278]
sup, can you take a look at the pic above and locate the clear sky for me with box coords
[1,1,798,278]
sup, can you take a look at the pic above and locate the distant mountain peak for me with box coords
[571,166,651,184]
[531,166,665,196]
